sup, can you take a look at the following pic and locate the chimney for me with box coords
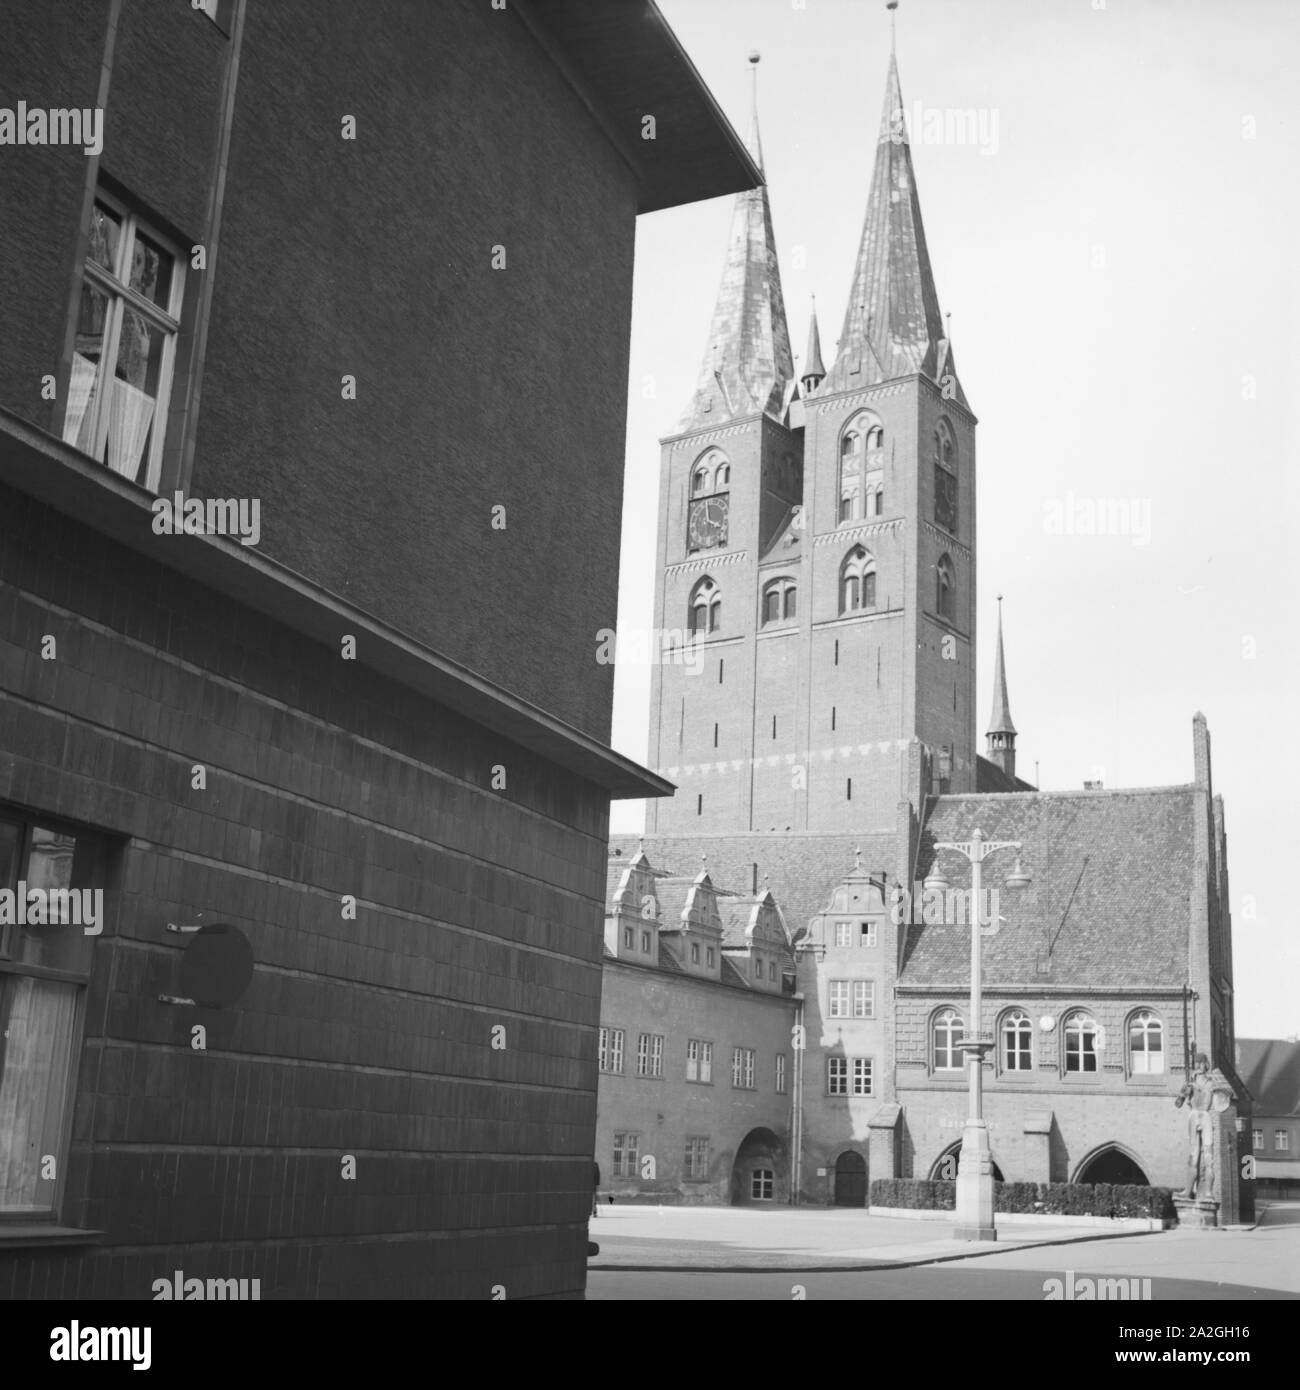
[1083,779,1103,791]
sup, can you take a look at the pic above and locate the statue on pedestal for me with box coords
[1174,1053,1234,1201]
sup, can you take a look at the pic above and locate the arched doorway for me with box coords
[1074,1145,1150,1186]
[930,1141,1004,1184]
[730,1127,787,1205]
[834,1150,867,1207]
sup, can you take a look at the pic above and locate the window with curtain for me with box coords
[62,192,184,492]
[0,812,108,1216]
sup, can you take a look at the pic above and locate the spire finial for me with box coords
[887,0,899,54]
[747,50,764,174]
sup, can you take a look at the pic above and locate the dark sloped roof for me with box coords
[975,755,1034,794]
[1236,1038,1300,1118]
[902,788,1197,989]
[610,832,897,939]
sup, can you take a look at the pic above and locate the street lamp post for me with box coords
[930,828,1030,1242]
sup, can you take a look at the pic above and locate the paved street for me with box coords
[587,1202,1300,1300]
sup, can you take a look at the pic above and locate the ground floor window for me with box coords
[0,809,108,1216]
[750,1169,774,1201]
[613,1132,640,1178]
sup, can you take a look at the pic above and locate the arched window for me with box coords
[839,546,877,615]
[761,577,796,626]
[1001,1010,1032,1072]
[1128,1010,1164,1075]
[933,418,957,532]
[933,1008,964,1071]
[1064,1011,1099,1073]
[693,448,729,498]
[838,411,882,526]
[936,553,955,622]
[689,577,721,635]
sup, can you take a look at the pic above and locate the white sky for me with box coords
[610,0,1300,1039]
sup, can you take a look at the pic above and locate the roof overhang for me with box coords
[521,0,762,214]
[0,410,673,801]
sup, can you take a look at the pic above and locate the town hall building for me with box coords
[599,39,1247,1218]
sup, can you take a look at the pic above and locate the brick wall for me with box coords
[0,489,610,1298]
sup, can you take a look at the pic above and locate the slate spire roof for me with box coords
[676,55,794,432]
[802,298,826,386]
[988,597,1016,736]
[820,49,966,406]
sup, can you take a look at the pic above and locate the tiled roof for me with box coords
[901,787,1198,989]
[609,832,897,939]
[1236,1038,1300,1119]
[675,86,792,432]
[820,52,965,407]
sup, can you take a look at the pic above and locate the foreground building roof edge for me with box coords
[0,410,671,800]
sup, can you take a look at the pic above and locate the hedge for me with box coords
[869,1178,1176,1221]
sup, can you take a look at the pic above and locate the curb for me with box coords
[589,1224,1163,1274]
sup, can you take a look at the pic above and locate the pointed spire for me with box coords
[986,596,1018,780]
[802,296,826,392]
[988,596,1016,736]
[821,31,966,405]
[676,53,794,432]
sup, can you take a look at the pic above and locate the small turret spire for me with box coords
[802,295,826,393]
[986,595,1018,779]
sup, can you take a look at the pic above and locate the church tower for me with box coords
[648,39,977,835]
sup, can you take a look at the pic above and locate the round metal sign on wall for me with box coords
[177,922,254,1008]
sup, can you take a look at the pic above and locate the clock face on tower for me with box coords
[687,494,729,552]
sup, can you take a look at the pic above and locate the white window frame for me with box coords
[66,189,185,493]
[859,921,877,947]
[751,1169,774,1201]
[852,1057,874,1096]
[1127,1010,1164,1075]
[852,980,875,1018]
[829,980,850,1018]
[775,1052,787,1094]
[732,1046,755,1089]
[1276,1130,1290,1153]
[1251,1128,1263,1151]
[827,1056,848,1096]
[834,921,852,948]
[599,1026,624,1074]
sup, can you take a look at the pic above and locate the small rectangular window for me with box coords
[706,947,715,968]
[685,1136,710,1180]
[641,930,651,953]
[1251,1129,1262,1150]
[829,980,849,1017]
[751,1169,774,1200]
[852,980,875,1018]
[623,926,633,949]
[846,778,852,800]
[859,921,877,947]
[697,794,703,816]
[834,922,852,948]
[718,659,724,684]
[691,941,700,964]
[831,706,836,731]
[713,723,718,748]
[827,1057,848,1096]
[1276,1130,1290,1153]
[64,192,186,492]
[775,1053,787,1095]
[853,1057,874,1095]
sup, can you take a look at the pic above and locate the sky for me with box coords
[609,0,1300,1039]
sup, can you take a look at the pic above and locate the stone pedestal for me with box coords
[1174,1196,1219,1229]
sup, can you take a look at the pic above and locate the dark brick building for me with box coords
[0,0,756,1299]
